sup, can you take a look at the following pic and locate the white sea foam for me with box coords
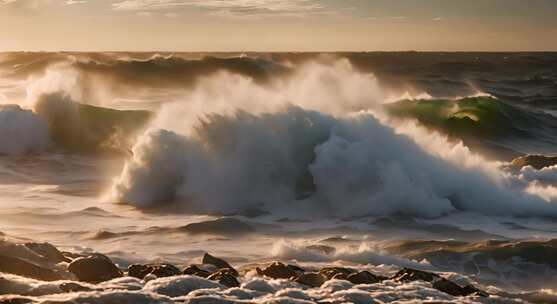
[0,104,50,155]
[107,59,557,218]
[0,271,536,303]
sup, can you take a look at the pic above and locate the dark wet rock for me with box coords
[287,264,305,273]
[433,279,488,297]
[149,264,181,278]
[392,268,487,297]
[306,245,336,255]
[294,272,327,288]
[0,254,62,281]
[59,282,93,292]
[256,262,302,279]
[127,263,181,279]
[202,253,239,277]
[182,265,211,278]
[0,298,32,304]
[1,241,64,267]
[392,268,439,283]
[128,264,152,279]
[88,253,113,262]
[512,154,557,170]
[24,242,70,264]
[180,218,254,235]
[319,267,354,280]
[347,271,385,285]
[67,256,122,283]
[207,269,240,288]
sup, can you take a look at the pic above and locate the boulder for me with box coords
[128,264,152,279]
[128,263,181,279]
[0,298,32,304]
[24,242,70,264]
[182,265,211,278]
[67,256,122,283]
[256,262,302,279]
[392,268,487,297]
[347,271,384,285]
[0,254,62,281]
[207,269,240,288]
[202,253,239,276]
[319,267,353,280]
[391,268,438,283]
[59,282,93,292]
[294,273,327,288]
[432,279,488,297]
[148,264,181,278]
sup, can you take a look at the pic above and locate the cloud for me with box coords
[0,0,86,8]
[111,0,326,18]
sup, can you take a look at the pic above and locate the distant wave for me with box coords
[1,52,289,92]
[71,55,288,89]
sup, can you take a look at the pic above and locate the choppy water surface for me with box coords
[1,52,557,303]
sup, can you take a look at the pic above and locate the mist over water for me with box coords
[2,52,557,302]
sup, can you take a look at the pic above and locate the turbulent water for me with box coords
[1,52,557,303]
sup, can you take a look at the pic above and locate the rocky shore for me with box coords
[0,238,515,304]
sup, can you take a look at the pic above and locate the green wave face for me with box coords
[385,96,510,138]
[35,93,153,155]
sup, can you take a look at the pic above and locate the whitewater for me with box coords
[1,52,557,303]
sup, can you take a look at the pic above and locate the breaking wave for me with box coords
[110,105,557,218]
[0,93,152,155]
[0,104,50,155]
[4,54,557,219]
[107,59,557,218]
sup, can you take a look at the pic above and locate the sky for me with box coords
[0,0,556,51]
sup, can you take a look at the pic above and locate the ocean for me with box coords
[1,52,557,303]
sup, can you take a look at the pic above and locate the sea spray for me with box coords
[0,104,50,155]
[108,60,557,217]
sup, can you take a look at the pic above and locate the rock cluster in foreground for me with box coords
[0,240,489,303]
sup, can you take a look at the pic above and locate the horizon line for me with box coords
[2,50,557,53]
